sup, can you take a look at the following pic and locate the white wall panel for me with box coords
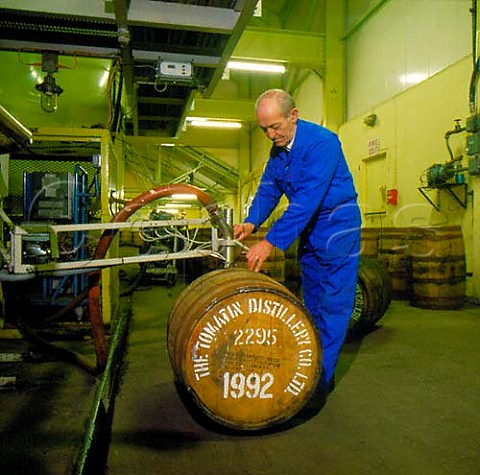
[346,0,471,120]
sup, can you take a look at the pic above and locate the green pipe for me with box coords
[73,299,131,475]
[341,0,391,41]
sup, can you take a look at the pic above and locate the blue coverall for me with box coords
[245,118,361,387]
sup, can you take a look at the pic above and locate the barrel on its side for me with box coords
[283,246,391,337]
[348,257,392,338]
[167,268,321,431]
[407,225,466,309]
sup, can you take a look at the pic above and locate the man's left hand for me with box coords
[246,239,274,272]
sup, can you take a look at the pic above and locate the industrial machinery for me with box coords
[425,161,456,187]
[2,184,238,307]
[0,183,239,376]
[20,165,97,310]
[138,210,183,287]
[5,192,236,280]
[418,119,469,210]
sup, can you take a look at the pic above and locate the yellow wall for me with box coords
[339,56,480,296]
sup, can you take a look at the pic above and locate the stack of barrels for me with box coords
[362,225,466,309]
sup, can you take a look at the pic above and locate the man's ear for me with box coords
[291,108,299,123]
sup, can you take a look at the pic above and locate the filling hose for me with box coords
[15,184,229,375]
[87,184,228,373]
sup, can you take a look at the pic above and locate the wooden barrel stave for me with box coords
[377,228,412,299]
[360,227,379,258]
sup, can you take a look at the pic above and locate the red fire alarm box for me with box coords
[386,188,398,205]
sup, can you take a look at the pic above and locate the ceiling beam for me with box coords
[137,97,184,105]
[0,0,242,33]
[138,116,178,122]
[0,0,113,19]
[232,27,326,69]
[190,98,254,121]
[132,50,220,68]
[127,0,241,33]
[0,40,117,58]
[203,0,259,97]
[175,89,196,138]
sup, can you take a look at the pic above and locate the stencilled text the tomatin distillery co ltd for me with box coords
[190,296,316,399]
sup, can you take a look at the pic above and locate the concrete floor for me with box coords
[0,331,97,474]
[1,276,479,474]
[107,280,480,475]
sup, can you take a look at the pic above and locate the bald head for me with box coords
[255,89,296,118]
[255,89,298,147]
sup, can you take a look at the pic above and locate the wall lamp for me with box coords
[35,52,63,113]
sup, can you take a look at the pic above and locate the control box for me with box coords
[157,61,193,82]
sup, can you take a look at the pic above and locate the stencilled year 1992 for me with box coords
[223,371,274,399]
[233,327,277,346]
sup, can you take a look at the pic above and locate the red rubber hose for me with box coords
[88,184,222,372]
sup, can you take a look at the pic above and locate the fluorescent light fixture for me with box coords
[227,61,286,74]
[186,117,242,129]
[171,193,197,200]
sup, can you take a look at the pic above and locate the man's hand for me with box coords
[233,222,255,241]
[246,239,274,272]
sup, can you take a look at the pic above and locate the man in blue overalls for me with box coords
[234,89,361,399]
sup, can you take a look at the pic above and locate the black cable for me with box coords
[469,55,480,114]
[110,72,123,133]
[472,0,477,68]
[469,0,480,114]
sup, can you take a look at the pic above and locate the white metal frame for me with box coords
[9,218,232,275]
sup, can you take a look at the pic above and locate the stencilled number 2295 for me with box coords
[222,372,274,399]
[233,328,277,346]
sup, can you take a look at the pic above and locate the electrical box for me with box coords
[466,133,480,156]
[468,156,480,175]
[157,61,193,82]
[466,114,480,133]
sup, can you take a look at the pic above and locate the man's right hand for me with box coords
[233,222,255,241]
